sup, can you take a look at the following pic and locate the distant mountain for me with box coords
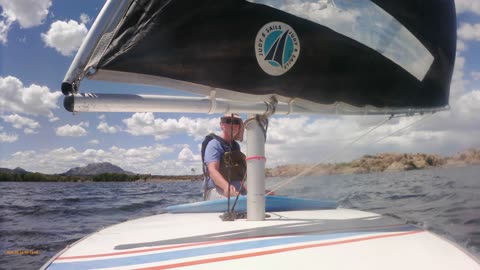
[63,162,134,176]
[13,167,29,174]
[0,167,29,174]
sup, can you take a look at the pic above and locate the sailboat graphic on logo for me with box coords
[264,30,291,68]
[255,22,300,76]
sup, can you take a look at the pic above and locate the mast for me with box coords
[245,115,267,221]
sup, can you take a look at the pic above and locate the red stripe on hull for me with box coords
[135,230,423,270]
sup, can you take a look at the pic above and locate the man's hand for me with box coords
[223,185,238,197]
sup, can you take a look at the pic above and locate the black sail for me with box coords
[85,0,456,110]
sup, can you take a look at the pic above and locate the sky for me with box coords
[0,0,480,175]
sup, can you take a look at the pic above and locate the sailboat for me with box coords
[42,0,480,269]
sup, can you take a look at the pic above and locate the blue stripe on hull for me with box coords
[48,225,417,270]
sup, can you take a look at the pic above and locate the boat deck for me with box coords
[43,208,480,269]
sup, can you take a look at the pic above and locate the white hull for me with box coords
[43,208,479,270]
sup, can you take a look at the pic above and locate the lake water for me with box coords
[1,165,479,269]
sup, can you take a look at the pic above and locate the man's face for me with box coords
[221,117,241,138]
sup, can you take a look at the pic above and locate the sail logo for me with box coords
[255,22,300,76]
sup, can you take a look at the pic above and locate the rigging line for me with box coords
[226,113,234,214]
[268,115,393,194]
[372,113,435,144]
[231,169,247,212]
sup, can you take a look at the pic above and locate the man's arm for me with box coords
[207,161,238,197]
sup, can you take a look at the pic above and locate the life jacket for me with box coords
[220,149,247,182]
[201,133,246,197]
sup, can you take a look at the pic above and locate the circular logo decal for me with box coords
[255,21,300,76]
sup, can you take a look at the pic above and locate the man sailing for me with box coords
[202,113,247,200]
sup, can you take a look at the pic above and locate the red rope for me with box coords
[245,156,267,161]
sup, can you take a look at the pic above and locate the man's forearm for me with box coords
[209,169,230,191]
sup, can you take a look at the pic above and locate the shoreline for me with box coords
[137,175,203,182]
[1,164,478,183]
[266,149,480,177]
[1,149,479,182]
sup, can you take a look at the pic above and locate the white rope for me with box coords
[373,113,434,144]
[268,115,393,194]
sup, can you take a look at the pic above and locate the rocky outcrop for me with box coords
[266,149,478,177]
[266,164,315,177]
[351,153,446,172]
[446,149,480,166]
[63,162,134,176]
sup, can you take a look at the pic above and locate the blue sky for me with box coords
[1,0,480,175]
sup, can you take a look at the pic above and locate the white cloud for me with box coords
[471,71,480,80]
[123,113,219,141]
[449,90,480,129]
[450,54,466,100]
[265,116,366,166]
[264,49,480,166]
[80,13,90,24]
[49,116,59,122]
[17,36,26,43]
[2,106,479,174]
[456,40,466,52]
[97,121,119,134]
[0,0,51,28]
[455,0,480,15]
[123,112,155,134]
[55,122,88,137]
[0,76,61,119]
[271,0,359,29]
[263,105,480,168]
[1,114,40,133]
[0,132,18,143]
[178,146,199,161]
[89,139,100,145]
[457,23,480,41]
[41,19,88,56]
[0,0,51,44]
[0,18,12,44]
[0,144,184,175]
[23,128,37,134]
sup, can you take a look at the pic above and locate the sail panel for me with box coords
[84,0,456,111]
[248,0,434,81]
